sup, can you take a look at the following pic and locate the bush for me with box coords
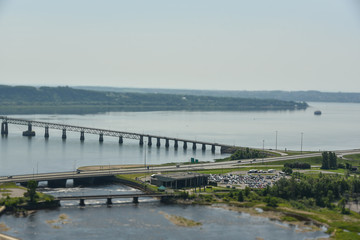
[284,162,311,169]
[265,196,278,207]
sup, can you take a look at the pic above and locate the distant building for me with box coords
[150,172,209,189]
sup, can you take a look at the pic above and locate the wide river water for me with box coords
[1,102,359,239]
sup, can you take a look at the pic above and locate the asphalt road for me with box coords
[1,149,359,184]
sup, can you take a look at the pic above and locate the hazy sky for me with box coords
[0,1,359,92]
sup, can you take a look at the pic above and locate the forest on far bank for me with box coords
[0,85,308,114]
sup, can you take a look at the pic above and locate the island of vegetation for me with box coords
[0,180,59,216]
[0,85,308,114]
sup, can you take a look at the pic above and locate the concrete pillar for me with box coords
[192,142,197,150]
[211,145,216,153]
[23,123,35,137]
[99,133,104,142]
[79,199,85,206]
[106,198,112,205]
[165,139,170,148]
[202,144,206,151]
[1,123,4,135]
[62,129,67,139]
[156,138,161,147]
[148,136,152,146]
[139,135,144,146]
[183,141,187,150]
[1,122,8,135]
[80,131,85,141]
[44,126,49,138]
[119,136,123,144]
[133,197,139,204]
[174,140,178,149]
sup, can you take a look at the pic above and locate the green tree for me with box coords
[282,167,293,175]
[237,191,244,202]
[25,180,38,203]
[329,152,337,169]
[321,152,329,169]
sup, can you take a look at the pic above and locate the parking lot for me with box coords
[208,170,285,189]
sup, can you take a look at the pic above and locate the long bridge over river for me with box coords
[0,116,232,153]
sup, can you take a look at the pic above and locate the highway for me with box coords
[1,149,359,185]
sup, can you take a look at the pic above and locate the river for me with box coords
[1,102,359,239]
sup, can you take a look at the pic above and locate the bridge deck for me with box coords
[56,193,169,201]
[0,116,232,148]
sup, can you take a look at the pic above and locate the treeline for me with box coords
[230,148,266,160]
[0,85,308,114]
[79,87,360,103]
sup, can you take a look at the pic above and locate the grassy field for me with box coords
[252,156,323,166]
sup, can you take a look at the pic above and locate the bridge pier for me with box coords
[62,129,67,139]
[23,123,35,137]
[132,197,139,204]
[192,142,197,150]
[79,199,85,206]
[211,145,216,153]
[139,136,144,146]
[106,198,112,205]
[48,179,67,188]
[165,139,169,148]
[156,138,161,147]
[99,133,104,142]
[44,126,49,138]
[202,144,206,151]
[174,140,178,149]
[148,137,152,146]
[80,131,85,141]
[1,122,8,136]
[119,136,123,144]
[183,141,187,150]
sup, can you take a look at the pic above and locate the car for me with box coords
[7,176,12,179]
[237,160,242,163]
[76,170,81,174]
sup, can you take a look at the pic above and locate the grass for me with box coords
[253,156,323,166]
[0,182,26,190]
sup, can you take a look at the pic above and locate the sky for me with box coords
[0,0,359,92]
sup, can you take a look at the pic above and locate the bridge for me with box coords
[56,193,172,206]
[0,116,233,153]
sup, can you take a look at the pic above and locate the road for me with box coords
[0,149,359,184]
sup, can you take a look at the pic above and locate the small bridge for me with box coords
[0,116,233,153]
[56,193,172,206]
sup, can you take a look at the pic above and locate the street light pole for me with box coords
[144,140,147,169]
[262,139,265,164]
[301,132,303,154]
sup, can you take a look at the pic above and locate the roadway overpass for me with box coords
[1,149,358,187]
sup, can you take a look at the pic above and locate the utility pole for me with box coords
[301,132,303,154]
[275,131,278,150]
[262,139,265,164]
